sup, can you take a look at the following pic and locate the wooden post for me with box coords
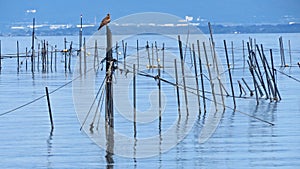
[146,41,151,67]
[54,45,57,72]
[26,47,28,71]
[224,40,236,110]
[197,40,206,113]
[192,44,201,115]
[247,60,259,105]
[203,42,217,111]
[64,37,67,71]
[46,41,49,72]
[231,41,234,69]
[174,59,181,115]
[162,43,165,72]
[122,40,127,70]
[178,35,189,115]
[79,15,83,53]
[242,40,245,69]
[270,49,281,101]
[151,43,154,69]
[50,46,53,72]
[242,78,253,96]
[17,41,20,72]
[45,87,54,130]
[133,64,136,116]
[133,64,137,139]
[68,41,72,71]
[137,40,139,71]
[158,59,162,112]
[94,40,98,70]
[105,26,114,127]
[37,43,40,72]
[84,37,87,73]
[279,36,285,66]
[288,40,292,66]
[31,18,35,73]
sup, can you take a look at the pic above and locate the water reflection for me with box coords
[105,117,114,169]
[47,129,54,169]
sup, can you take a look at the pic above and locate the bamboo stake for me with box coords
[197,40,206,113]
[203,41,217,112]
[45,87,54,130]
[26,47,28,71]
[174,59,181,115]
[224,40,236,110]
[31,18,35,73]
[64,37,67,71]
[192,44,201,115]
[133,64,136,116]
[178,36,189,115]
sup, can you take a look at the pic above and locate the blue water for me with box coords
[0,33,300,168]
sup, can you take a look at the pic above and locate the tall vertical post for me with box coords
[79,15,83,52]
[64,37,67,71]
[192,44,201,115]
[105,26,114,127]
[17,41,20,73]
[174,59,180,114]
[31,18,35,73]
[178,35,189,115]
[224,40,236,110]
[197,40,206,113]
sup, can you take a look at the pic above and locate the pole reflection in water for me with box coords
[105,118,114,169]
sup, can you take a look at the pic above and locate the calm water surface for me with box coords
[0,33,300,168]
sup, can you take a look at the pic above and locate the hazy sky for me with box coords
[0,0,299,24]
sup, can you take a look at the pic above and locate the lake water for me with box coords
[0,33,300,169]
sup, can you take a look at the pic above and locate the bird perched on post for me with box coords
[98,13,111,30]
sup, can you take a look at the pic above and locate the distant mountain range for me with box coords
[1,22,299,36]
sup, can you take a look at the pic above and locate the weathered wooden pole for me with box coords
[37,43,40,72]
[122,40,127,70]
[231,41,234,69]
[197,40,206,113]
[64,37,67,71]
[50,46,53,72]
[192,44,201,115]
[174,59,181,114]
[279,36,285,66]
[25,47,28,71]
[54,45,57,72]
[94,40,98,70]
[224,40,236,110]
[45,87,54,130]
[16,41,19,72]
[203,41,217,112]
[162,43,165,72]
[84,37,87,73]
[136,40,139,71]
[242,78,253,96]
[270,49,281,101]
[242,40,245,69]
[68,41,72,71]
[288,40,292,66]
[105,26,114,127]
[31,18,35,73]
[178,35,189,115]
[146,41,151,67]
[133,64,136,116]
[79,14,83,52]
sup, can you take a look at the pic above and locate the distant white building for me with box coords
[185,16,193,22]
